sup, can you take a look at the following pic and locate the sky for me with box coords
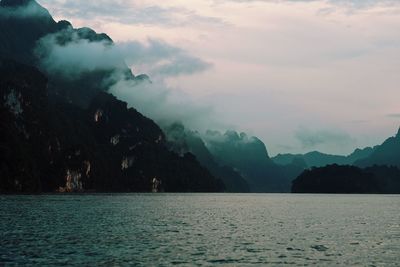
[36,0,400,156]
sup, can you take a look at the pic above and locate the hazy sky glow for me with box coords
[37,0,400,155]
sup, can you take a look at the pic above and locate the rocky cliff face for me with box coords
[0,60,223,193]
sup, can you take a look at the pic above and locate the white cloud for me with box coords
[36,0,400,155]
[35,29,211,79]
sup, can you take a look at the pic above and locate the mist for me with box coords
[34,25,222,131]
[295,127,356,150]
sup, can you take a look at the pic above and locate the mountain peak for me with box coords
[396,127,400,138]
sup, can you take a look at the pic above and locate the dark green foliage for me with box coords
[292,164,400,194]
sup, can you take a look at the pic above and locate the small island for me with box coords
[292,164,400,194]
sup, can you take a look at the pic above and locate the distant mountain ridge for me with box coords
[274,128,400,170]
[272,147,376,168]
[164,124,250,192]
[203,130,303,192]
[291,128,400,194]
[355,128,400,168]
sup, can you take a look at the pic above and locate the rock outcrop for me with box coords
[0,60,223,193]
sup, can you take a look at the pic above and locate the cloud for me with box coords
[295,127,355,148]
[0,0,51,18]
[202,130,259,146]
[118,39,212,77]
[215,0,400,16]
[219,0,398,7]
[109,76,217,130]
[35,30,211,79]
[34,25,216,129]
[37,0,224,27]
[32,0,400,155]
[386,113,400,118]
[35,29,124,78]
[349,120,369,124]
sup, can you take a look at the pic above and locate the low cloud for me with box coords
[35,29,124,78]
[202,130,259,146]
[295,127,355,148]
[118,39,212,77]
[35,30,211,79]
[219,0,398,7]
[109,77,217,130]
[34,26,216,129]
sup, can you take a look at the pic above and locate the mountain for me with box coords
[292,164,400,194]
[165,125,305,192]
[0,59,223,193]
[272,147,375,168]
[0,0,224,193]
[0,0,140,108]
[164,123,250,192]
[355,128,400,168]
[204,130,303,192]
[0,0,60,65]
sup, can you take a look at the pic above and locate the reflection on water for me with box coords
[1,194,399,266]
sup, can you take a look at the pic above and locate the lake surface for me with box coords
[0,194,399,266]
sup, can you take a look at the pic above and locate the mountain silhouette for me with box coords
[292,164,400,194]
[204,130,303,192]
[356,127,400,168]
[0,1,223,193]
[164,123,250,192]
[273,147,375,168]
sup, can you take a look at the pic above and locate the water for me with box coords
[0,194,399,266]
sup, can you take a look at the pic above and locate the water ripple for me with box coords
[0,194,399,266]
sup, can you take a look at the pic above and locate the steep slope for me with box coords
[356,128,400,168]
[164,123,250,192]
[204,130,303,192]
[0,61,223,193]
